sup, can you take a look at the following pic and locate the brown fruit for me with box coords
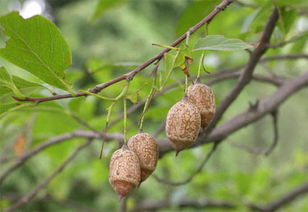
[165,98,201,154]
[109,145,141,198]
[187,83,215,128]
[127,133,159,182]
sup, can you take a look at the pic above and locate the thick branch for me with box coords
[249,182,308,212]
[15,0,233,103]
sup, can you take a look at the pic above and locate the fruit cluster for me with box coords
[109,133,159,198]
[166,83,215,153]
[108,82,215,198]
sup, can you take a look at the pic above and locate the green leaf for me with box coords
[241,8,261,34]
[289,33,308,53]
[91,0,127,21]
[193,35,251,51]
[0,66,24,98]
[126,92,139,104]
[0,67,45,99]
[12,76,43,90]
[278,7,297,35]
[0,12,73,93]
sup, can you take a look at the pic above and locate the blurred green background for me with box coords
[0,0,308,211]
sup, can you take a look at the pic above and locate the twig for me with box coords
[153,142,220,186]
[261,53,308,62]
[228,141,270,155]
[248,182,308,212]
[0,130,123,184]
[130,198,235,212]
[264,110,279,156]
[13,0,234,104]
[206,8,279,133]
[3,139,93,212]
[269,32,308,49]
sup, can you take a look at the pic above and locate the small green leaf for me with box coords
[193,35,252,51]
[241,8,261,34]
[289,33,308,53]
[174,46,192,68]
[278,7,297,35]
[0,12,73,93]
[164,52,177,73]
[0,67,24,98]
[91,0,127,21]
[126,92,139,104]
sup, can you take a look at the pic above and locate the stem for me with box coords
[82,83,129,102]
[139,77,157,131]
[81,90,117,101]
[152,43,179,50]
[99,102,116,159]
[99,82,129,157]
[123,98,127,143]
[197,51,205,80]
[184,75,189,95]
[115,82,130,100]
[186,31,190,46]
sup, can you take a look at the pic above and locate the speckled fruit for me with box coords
[128,133,159,182]
[187,83,215,128]
[165,98,201,153]
[109,145,141,198]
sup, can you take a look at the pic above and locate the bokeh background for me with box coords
[0,0,308,211]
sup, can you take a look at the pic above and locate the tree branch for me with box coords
[3,139,93,212]
[248,182,308,212]
[2,71,307,184]
[206,8,279,133]
[14,0,234,104]
[158,71,308,155]
[0,71,285,185]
